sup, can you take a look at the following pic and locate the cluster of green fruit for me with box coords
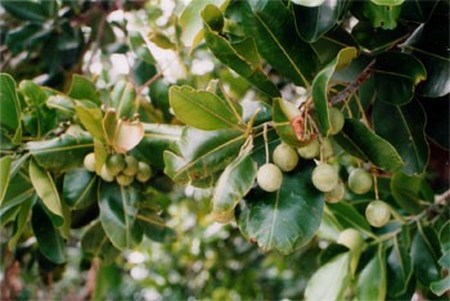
[83,152,152,186]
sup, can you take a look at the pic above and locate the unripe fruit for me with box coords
[83,152,96,172]
[329,107,345,135]
[273,143,299,172]
[105,154,125,176]
[312,163,339,192]
[136,162,152,183]
[321,138,334,159]
[123,155,139,176]
[256,163,283,192]
[116,173,134,186]
[324,180,345,203]
[348,168,373,195]
[100,165,115,182]
[365,200,391,228]
[338,228,364,252]
[297,139,320,159]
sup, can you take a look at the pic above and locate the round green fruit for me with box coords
[328,107,345,135]
[348,168,373,195]
[273,143,299,172]
[100,165,115,182]
[83,152,96,172]
[116,173,134,186]
[297,139,320,159]
[123,155,139,176]
[256,163,283,192]
[338,228,364,252]
[312,163,339,192]
[321,138,334,159]
[365,200,391,228]
[105,154,125,176]
[136,162,152,183]
[324,180,345,203]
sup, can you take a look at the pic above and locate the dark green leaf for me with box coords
[372,99,429,174]
[31,203,66,264]
[63,169,97,209]
[136,209,176,243]
[371,0,404,5]
[129,31,155,65]
[238,161,324,254]
[356,247,387,301]
[0,156,13,206]
[351,1,402,30]
[438,221,450,253]
[411,225,441,286]
[390,172,424,214]
[5,24,51,54]
[335,119,404,172]
[0,73,22,144]
[68,75,101,105]
[239,0,318,87]
[352,22,409,54]
[81,221,120,264]
[2,0,48,22]
[8,196,34,250]
[327,202,372,234]
[400,0,439,22]
[420,96,449,149]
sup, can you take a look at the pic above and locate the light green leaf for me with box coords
[68,74,101,105]
[63,169,97,209]
[430,276,450,297]
[169,85,243,131]
[129,31,155,65]
[0,156,13,206]
[75,105,105,142]
[371,0,404,5]
[0,73,22,144]
[238,161,324,254]
[110,81,137,119]
[352,1,402,30]
[356,247,387,301]
[46,95,76,114]
[272,98,304,148]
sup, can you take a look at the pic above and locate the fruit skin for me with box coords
[321,138,334,159]
[135,162,152,183]
[338,228,364,252]
[116,173,134,186]
[273,143,299,172]
[105,154,125,176]
[311,163,339,192]
[256,163,283,192]
[348,168,373,195]
[100,165,115,182]
[324,180,345,203]
[328,107,345,135]
[123,155,139,176]
[365,200,391,228]
[297,139,320,159]
[83,152,96,172]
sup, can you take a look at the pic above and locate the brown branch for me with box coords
[136,72,163,94]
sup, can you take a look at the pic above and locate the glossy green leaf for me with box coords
[201,5,279,97]
[31,203,66,264]
[68,75,101,105]
[0,73,22,144]
[305,252,351,300]
[81,221,120,264]
[390,172,424,214]
[98,182,143,250]
[29,159,63,225]
[75,105,105,142]
[169,85,243,131]
[63,169,97,210]
[0,156,13,206]
[312,47,357,135]
[110,80,137,119]
[129,31,155,65]
[420,96,449,149]
[46,95,76,115]
[373,100,429,174]
[356,247,387,301]
[327,202,372,233]
[26,127,93,172]
[387,226,413,298]
[164,128,245,184]
[238,161,324,254]
[2,0,48,22]
[212,149,257,222]
[239,0,318,87]
[272,98,303,148]
[94,138,108,175]
[402,15,450,97]
[430,276,450,297]
[8,196,34,250]
[352,1,401,29]
[136,209,176,243]
[352,22,409,54]
[371,0,404,5]
[293,0,348,43]
[334,118,404,172]
[411,225,441,286]
[374,53,427,105]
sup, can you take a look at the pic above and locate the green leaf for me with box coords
[430,276,450,297]
[411,225,441,286]
[352,22,409,54]
[293,0,348,43]
[46,95,76,115]
[169,85,243,131]
[1,0,48,22]
[81,221,120,264]
[136,209,176,243]
[312,47,357,135]
[98,182,143,250]
[272,98,302,147]
[371,0,404,5]
[334,118,404,172]
[129,31,155,65]
[402,15,450,97]
[400,0,439,22]
[29,159,64,225]
[68,75,101,105]
[0,156,13,206]
[75,105,105,142]
[5,24,51,54]
[26,127,93,172]
[0,73,22,144]
[352,1,402,30]
[63,169,97,210]
[291,0,326,7]
[305,253,351,301]
[31,203,66,264]
[201,5,279,97]
[239,0,318,87]
[420,96,449,149]
[374,52,427,105]
[327,202,372,234]
[372,100,429,174]
[212,149,257,222]
[164,128,245,184]
[356,247,387,301]
[438,221,450,253]
[110,81,137,119]
[8,196,34,250]
[390,172,424,214]
[238,161,324,254]
[387,226,413,298]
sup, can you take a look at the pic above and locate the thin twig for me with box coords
[136,72,163,94]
